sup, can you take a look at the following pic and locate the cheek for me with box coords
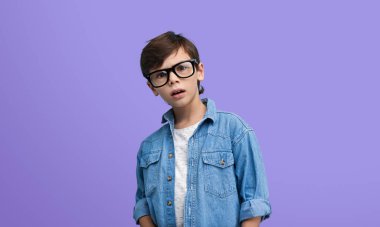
[182,80,196,91]
[189,75,200,84]
[157,88,170,97]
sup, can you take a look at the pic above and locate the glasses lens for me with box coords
[174,61,194,78]
[150,71,168,87]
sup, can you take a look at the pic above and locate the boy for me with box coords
[133,31,271,227]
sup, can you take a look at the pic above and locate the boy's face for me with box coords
[147,47,204,108]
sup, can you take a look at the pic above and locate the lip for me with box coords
[171,88,186,96]
[171,88,186,99]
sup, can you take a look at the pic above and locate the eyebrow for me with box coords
[150,59,191,73]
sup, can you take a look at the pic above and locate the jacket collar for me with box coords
[161,98,216,125]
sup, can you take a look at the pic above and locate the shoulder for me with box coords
[216,110,252,129]
[213,110,254,144]
[137,123,169,156]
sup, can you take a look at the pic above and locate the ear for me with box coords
[196,62,205,82]
[147,81,159,96]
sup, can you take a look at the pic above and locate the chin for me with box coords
[165,97,188,108]
[168,100,188,108]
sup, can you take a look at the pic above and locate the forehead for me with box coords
[159,47,191,69]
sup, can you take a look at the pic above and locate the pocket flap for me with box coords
[202,152,234,168]
[140,152,161,168]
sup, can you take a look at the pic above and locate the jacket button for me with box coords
[220,159,225,165]
[168,153,173,159]
[167,200,172,206]
[167,176,172,181]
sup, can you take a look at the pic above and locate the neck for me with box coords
[172,97,206,129]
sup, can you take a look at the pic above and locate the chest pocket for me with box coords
[140,151,162,196]
[202,151,237,198]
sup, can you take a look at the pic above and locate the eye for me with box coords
[151,71,167,79]
[176,63,190,72]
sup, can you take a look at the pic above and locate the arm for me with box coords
[241,216,261,227]
[233,129,272,224]
[138,215,156,227]
[133,145,154,225]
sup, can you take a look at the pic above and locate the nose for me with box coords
[168,70,179,85]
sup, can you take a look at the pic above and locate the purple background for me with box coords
[1,0,379,226]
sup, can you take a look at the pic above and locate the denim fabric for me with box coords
[133,98,271,227]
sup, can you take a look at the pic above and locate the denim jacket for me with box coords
[133,98,271,226]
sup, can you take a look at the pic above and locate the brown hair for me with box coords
[140,31,205,94]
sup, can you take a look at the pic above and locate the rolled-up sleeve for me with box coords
[233,129,272,222]
[133,147,151,224]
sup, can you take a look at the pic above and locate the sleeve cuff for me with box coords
[133,198,151,224]
[240,198,272,223]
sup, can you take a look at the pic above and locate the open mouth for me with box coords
[171,89,186,96]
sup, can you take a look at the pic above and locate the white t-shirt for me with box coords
[173,120,201,227]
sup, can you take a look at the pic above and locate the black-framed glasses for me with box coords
[144,59,198,88]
